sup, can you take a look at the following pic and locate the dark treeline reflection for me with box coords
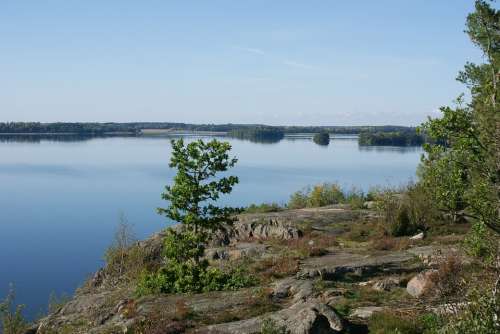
[0,134,137,143]
[357,145,421,154]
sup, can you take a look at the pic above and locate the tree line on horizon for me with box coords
[0,121,418,136]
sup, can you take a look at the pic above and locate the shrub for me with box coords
[245,203,283,213]
[377,185,435,237]
[463,222,497,262]
[405,184,438,231]
[162,229,205,264]
[0,285,28,334]
[440,287,500,334]
[345,187,366,209]
[288,190,309,209]
[428,254,464,300]
[104,217,148,282]
[136,262,256,296]
[308,183,345,207]
[288,183,348,209]
[392,205,412,236]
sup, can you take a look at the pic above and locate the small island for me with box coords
[313,131,330,146]
[227,126,285,143]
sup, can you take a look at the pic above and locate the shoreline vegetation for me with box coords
[0,122,425,146]
[0,122,418,136]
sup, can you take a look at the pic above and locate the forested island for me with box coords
[358,130,425,146]
[312,131,330,145]
[227,126,285,143]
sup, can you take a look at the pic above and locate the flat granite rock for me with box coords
[199,300,345,334]
[297,250,415,280]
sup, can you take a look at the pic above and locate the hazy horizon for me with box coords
[1,1,488,126]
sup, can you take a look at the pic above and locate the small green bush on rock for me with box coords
[136,261,256,295]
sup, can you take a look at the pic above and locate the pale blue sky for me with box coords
[0,1,488,125]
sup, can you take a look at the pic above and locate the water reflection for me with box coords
[358,145,421,153]
[0,134,136,143]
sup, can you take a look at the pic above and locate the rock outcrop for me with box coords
[200,300,344,334]
[297,250,415,280]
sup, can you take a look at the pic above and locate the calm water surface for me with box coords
[0,135,422,317]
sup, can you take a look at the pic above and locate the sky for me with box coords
[0,1,490,126]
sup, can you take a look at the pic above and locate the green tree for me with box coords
[137,139,253,295]
[419,0,499,233]
[313,131,330,145]
[157,139,240,263]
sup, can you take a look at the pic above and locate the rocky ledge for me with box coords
[32,206,464,334]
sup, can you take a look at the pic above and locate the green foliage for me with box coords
[137,139,256,296]
[394,205,412,237]
[245,203,283,213]
[440,288,500,334]
[419,0,499,234]
[227,126,285,143]
[345,187,366,210]
[368,311,420,334]
[0,285,28,334]
[288,183,346,209]
[463,222,497,261]
[359,130,424,146]
[136,262,256,295]
[162,228,205,264]
[260,318,287,334]
[0,122,419,136]
[288,189,309,209]
[377,184,438,237]
[368,311,440,334]
[158,139,240,236]
[313,131,330,145]
[378,192,417,237]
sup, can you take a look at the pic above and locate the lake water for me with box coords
[0,134,422,318]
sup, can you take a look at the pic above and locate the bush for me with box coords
[288,190,309,209]
[377,184,437,237]
[104,217,149,282]
[309,183,345,207]
[288,183,348,209]
[428,254,464,300]
[463,222,497,262]
[162,229,205,264]
[440,287,500,334]
[245,203,283,213]
[345,187,366,209]
[136,263,256,296]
